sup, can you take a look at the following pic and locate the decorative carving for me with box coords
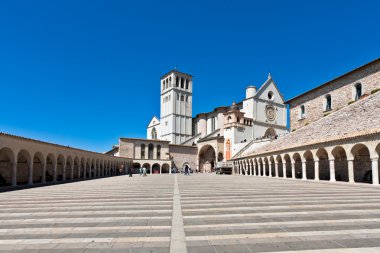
[266,106,276,121]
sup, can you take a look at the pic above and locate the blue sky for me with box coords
[0,0,379,152]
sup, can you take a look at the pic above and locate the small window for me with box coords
[186,79,189,89]
[299,105,306,119]
[176,77,179,87]
[177,94,180,100]
[268,91,274,101]
[181,95,184,101]
[325,94,332,111]
[141,144,145,159]
[355,83,362,101]
[181,79,184,88]
[228,116,232,123]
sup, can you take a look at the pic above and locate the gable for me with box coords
[147,116,160,128]
[255,77,285,104]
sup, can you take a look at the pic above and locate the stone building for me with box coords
[145,70,288,173]
[107,138,197,173]
[0,133,132,189]
[232,58,380,185]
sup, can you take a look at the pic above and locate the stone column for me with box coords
[291,162,295,179]
[249,163,252,176]
[314,160,319,181]
[28,161,33,185]
[268,162,272,177]
[63,164,66,181]
[348,159,354,183]
[302,161,306,180]
[160,166,162,174]
[11,162,17,187]
[53,163,57,182]
[371,157,379,185]
[263,163,267,177]
[253,164,256,176]
[42,163,46,184]
[275,162,278,177]
[71,164,74,180]
[83,164,87,179]
[283,163,286,178]
[329,159,336,182]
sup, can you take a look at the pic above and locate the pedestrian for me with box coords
[128,167,132,177]
[143,166,147,177]
[139,167,143,176]
[185,166,189,176]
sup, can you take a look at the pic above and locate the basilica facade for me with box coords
[144,70,288,173]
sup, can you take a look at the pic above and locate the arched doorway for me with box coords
[143,163,151,174]
[316,148,330,180]
[152,163,160,174]
[332,146,348,182]
[17,150,31,185]
[33,152,44,184]
[162,163,170,173]
[351,144,371,183]
[0,148,15,186]
[133,163,141,174]
[264,128,277,139]
[199,145,216,173]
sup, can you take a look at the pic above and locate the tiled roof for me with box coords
[236,92,380,158]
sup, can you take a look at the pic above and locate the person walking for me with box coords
[143,166,147,177]
[139,167,143,176]
[128,167,132,177]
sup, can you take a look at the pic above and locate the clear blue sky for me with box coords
[0,0,379,152]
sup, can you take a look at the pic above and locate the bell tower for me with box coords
[160,70,193,144]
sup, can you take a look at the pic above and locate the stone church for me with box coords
[145,70,288,173]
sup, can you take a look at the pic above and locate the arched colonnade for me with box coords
[233,139,380,185]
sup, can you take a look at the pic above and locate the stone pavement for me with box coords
[1,175,380,252]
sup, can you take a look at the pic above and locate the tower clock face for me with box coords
[266,106,276,121]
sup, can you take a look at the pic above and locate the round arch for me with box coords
[316,148,330,181]
[56,155,65,182]
[332,146,348,182]
[152,163,160,174]
[17,149,31,185]
[303,150,315,180]
[351,144,371,183]
[162,163,170,173]
[198,145,216,173]
[32,152,45,184]
[0,147,15,186]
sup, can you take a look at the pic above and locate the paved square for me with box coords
[1,175,380,252]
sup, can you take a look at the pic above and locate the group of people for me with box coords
[127,166,147,177]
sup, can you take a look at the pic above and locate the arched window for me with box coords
[181,79,184,88]
[228,116,232,123]
[176,77,179,87]
[148,144,154,159]
[151,128,157,139]
[299,105,306,119]
[141,144,145,159]
[354,83,362,101]
[157,145,161,160]
[186,79,189,89]
[325,94,332,111]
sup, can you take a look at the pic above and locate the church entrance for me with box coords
[198,145,216,173]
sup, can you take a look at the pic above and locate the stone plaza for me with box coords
[1,174,380,252]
